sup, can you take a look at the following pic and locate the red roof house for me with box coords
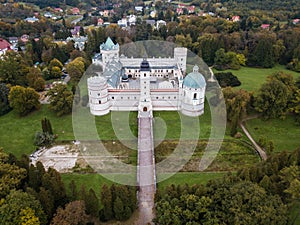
[0,38,12,55]
[72,7,80,15]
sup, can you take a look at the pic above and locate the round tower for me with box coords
[181,65,206,117]
[88,76,111,116]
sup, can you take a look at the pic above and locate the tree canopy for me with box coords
[8,85,40,116]
[46,84,73,116]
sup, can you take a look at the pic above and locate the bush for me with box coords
[34,132,55,147]
[215,72,241,88]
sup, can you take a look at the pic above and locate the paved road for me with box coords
[71,16,83,24]
[137,114,156,224]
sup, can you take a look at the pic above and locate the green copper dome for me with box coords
[183,65,206,89]
[100,37,119,51]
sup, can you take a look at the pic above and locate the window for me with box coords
[121,97,123,99]
[144,73,146,77]
[98,93,100,96]
[144,86,147,89]
[156,97,159,99]
[112,96,114,100]
[128,97,130,99]
[144,81,146,84]
[99,100,101,104]
[193,93,197,99]
[174,96,176,99]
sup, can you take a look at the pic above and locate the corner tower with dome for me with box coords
[88,37,206,117]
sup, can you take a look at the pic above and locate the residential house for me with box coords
[72,7,80,15]
[187,5,195,14]
[156,20,166,30]
[293,19,300,24]
[44,12,53,18]
[232,15,240,22]
[135,6,143,12]
[150,10,157,18]
[71,26,81,36]
[67,36,88,51]
[176,7,184,15]
[146,20,156,27]
[0,38,11,56]
[118,18,128,28]
[8,37,18,45]
[97,18,104,26]
[261,24,270,29]
[128,15,137,26]
[20,34,29,43]
[24,16,39,23]
[54,8,63,13]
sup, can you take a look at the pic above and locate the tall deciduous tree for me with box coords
[253,36,275,68]
[290,89,300,125]
[26,67,45,91]
[50,201,88,225]
[66,57,85,84]
[46,84,73,116]
[223,87,252,136]
[255,79,289,119]
[0,148,27,198]
[0,190,47,225]
[0,51,28,86]
[8,85,41,116]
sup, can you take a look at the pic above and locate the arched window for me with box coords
[193,93,197,99]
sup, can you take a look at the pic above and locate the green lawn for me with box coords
[220,65,300,92]
[245,116,300,152]
[289,201,300,225]
[0,105,74,157]
[61,173,114,200]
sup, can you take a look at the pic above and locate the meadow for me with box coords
[220,64,300,92]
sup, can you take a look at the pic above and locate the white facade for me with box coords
[88,38,206,117]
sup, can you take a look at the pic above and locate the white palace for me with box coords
[88,37,206,117]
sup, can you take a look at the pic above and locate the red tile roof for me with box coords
[0,38,11,50]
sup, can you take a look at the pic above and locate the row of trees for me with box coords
[155,148,300,224]
[0,148,137,224]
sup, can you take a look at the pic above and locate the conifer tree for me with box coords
[100,184,113,221]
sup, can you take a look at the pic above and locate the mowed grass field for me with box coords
[220,64,300,92]
[0,105,74,157]
[0,102,214,158]
[245,116,300,152]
